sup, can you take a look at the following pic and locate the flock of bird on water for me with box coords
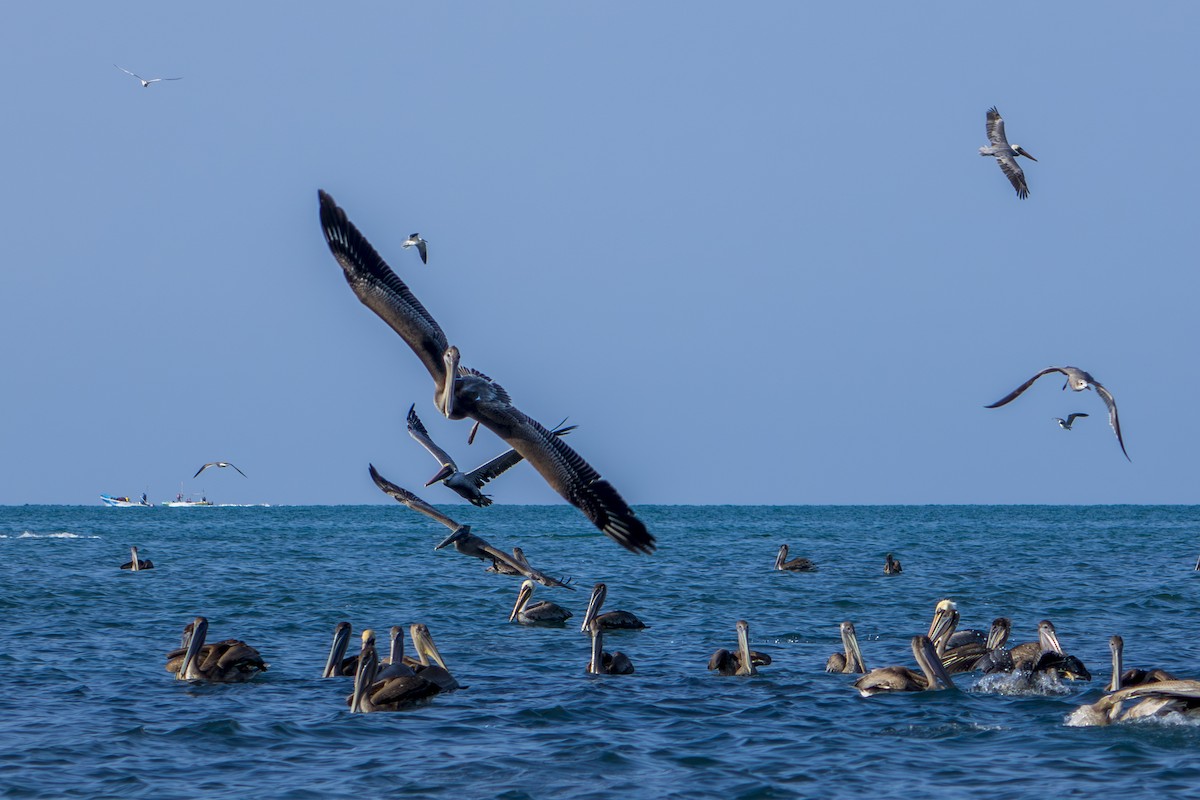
[106,82,1190,725]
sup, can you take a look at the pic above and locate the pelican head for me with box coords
[1109,634,1125,692]
[322,621,352,678]
[774,544,789,570]
[986,617,1012,651]
[426,463,456,486]
[840,621,867,673]
[439,346,461,418]
[1037,620,1063,655]
[735,620,756,676]
[435,525,471,550]
[410,623,449,670]
[509,580,537,622]
[178,616,209,680]
[1012,146,1037,162]
[580,582,608,632]
[912,635,955,690]
[350,629,379,713]
[927,600,959,654]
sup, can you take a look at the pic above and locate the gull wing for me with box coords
[114,64,144,81]
[985,367,1066,408]
[318,191,449,388]
[405,404,456,471]
[1065,413,1089,425]
[368,464,461,532]
[1090,381,1131,461]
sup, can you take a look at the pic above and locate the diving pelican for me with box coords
[192,461,248,479]
[979,106,1037,199]
[401,233,428,264]
[883,553,902,575]
[1006,620,1091,680]
[586,619,634,675]
[853,635,955,697]
[169,616,267,682]
[369,464,572,588]
[1055,413,1089,430]
[114,64,182,87]
[348,629,440,713]
[708,620,771,676]
[120,546,153,571]
[510,579,573,625]
[318,191,653,554]
[825,621,867,674]
[322,621,358,678]
[774,544,816,572]
[407,404,576,507]
[580,582,646,632]
[986,366,1129,461]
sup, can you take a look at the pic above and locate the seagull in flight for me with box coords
[1055,413,1089,431]
[402,233,428,264]
[979,107,1037,199]
[986,367,1129,461]
[114,64,183,88]
[193,461,248,479]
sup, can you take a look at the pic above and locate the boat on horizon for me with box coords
[162,492,213,507]
[100,494,153,508]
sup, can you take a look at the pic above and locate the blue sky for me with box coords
[2,3,1197,506]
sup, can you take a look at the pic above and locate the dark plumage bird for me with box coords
[825,621,867,674]
[585,619,634,675]
[852,636,955,697]
[322,621,358,677]
[348,629,441,712]
[986,366,1129,461]
[708,620,771,676]
[318,190,653,554]
[774,544,816,572]
[120,546,153,571]
[167,616,267,682]
[978,106,1037,199]
[580,582,646,632]
[883,553,902,575]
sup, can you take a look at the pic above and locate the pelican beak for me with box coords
[441,347,460,418]
[426,464,455,486]
[844,624,867,673]
[178,616,208,680]
[509,581,534,622]
[1042,625,1064,655]
[411,625,448,670]
[580,584,606,633]
[1017,147,1038,162]
[350,636,377,713]
[323,621,351,678]
[435,527,465,550]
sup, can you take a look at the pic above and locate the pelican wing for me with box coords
[463,421,577,490]
[985,367,1066,408]
[318,191,448,387]
[406,404,456,470]
[368,464,462,532]
[996,154,1030,199]
[1090,381,1131,461]
[985,107,1009,147]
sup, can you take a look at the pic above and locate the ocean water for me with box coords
[2,504,1199,799]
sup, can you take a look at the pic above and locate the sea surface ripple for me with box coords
[2,504,1199,798]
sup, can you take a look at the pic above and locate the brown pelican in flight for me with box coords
[510,579,573,625]
[774,544,816,572]
[369,464,572,588]
[348,629,441,712]
[120,546,154,571]
[580,582,646,632]
[708,620,770,676]
[193,461,248,479]
[168,616,267,682]
[853,636,955,697]
[114,64,182,88]
[986,366,1129,461]
[585,619,634,675]
[825,621,868,674]
[402,233,428,264]
[979,106,1037,199]
[1055,413,1089,430]
[318,190,653,554]
[407,404,576,507]
[883,553,902,575]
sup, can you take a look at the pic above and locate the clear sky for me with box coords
[2,3,1197,506]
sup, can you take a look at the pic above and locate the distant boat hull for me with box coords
[100,495,153,508]
[163,499,214,507]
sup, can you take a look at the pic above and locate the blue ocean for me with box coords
[3,504,1199,799]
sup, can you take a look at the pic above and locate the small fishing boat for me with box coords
[162,492,213,507]
[100,494,153,507]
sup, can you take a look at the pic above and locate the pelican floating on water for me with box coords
[883,553,902,575]
[120,546,153,571]
[401,233,428,264]
[1069,678,1200,727]
[348,629,440,713]
[1107,634,1176,691]
[114,64,182,88]
[580,582,646,632]
[853,636,955,697]
[169,616,267,682]
[318,190,653,554]
[1005,620,1091,681]
[369,464,572,588]
[510,579,573,625]
[708,620,770,676]
[586,619,634,675]
[407,404,575,507]
[408,623,462,692]
[986,366,1129,461]
[979,106,1036,199]
[774,544,816,572]
[192,461,247,479]
[825,621,868,674]
[1055,413,1089,430]
[322,621,358,677]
